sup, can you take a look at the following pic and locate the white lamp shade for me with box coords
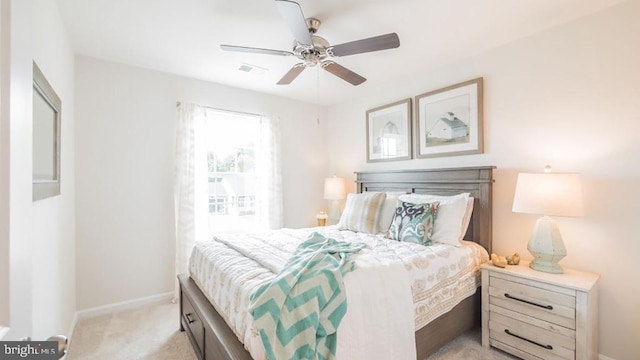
[512,173,584,217]
[324,177,346,200]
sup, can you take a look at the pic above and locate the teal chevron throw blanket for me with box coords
[249,232,365,360]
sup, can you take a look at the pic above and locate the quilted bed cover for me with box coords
[189,226,488,360]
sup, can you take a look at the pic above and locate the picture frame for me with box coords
[32,61,62,201]
[366,98,412,162]
[414,78,483,158]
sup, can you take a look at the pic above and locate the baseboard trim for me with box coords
[599,354,616,360]
[67,312,78,338]
[75,292,174,321]
[65,311,79,354]
[0,326,9,340]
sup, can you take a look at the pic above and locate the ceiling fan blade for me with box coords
[220,44,293,57]
[275,0,313,47]
[277,64,306,85]
[322,61,366,86]
[328,33,400,57]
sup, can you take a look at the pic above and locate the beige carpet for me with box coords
[67,301,197,360]
[426,330,517,360]
[67,301,516,360]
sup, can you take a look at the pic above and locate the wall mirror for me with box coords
[32,61,61,201]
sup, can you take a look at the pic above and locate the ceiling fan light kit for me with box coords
[220,0,400,86]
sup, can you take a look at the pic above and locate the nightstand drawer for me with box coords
[489,313,575,360]
[489,273,576,329]
[489,306,576,360]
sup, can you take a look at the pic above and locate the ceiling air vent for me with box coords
[238,63,268,75]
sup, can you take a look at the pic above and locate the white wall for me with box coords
[0,0,75,340]
[0,0,10,332]
[0,0,75,341]
[74,56,328,310]
[1,0,34,340]
[326,2,640,359]
[31,0,76,341]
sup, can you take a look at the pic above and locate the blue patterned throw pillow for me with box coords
[387,201,439,245]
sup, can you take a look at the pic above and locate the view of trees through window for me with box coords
[207,147,255,173]
[204,109,260,233]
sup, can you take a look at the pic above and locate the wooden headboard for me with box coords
[355,166,495,254]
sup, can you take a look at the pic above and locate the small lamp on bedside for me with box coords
[512,166,584,274]
[324,175,346,225]
[316,211,328,226]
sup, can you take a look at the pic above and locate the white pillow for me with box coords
[377,192,406,233]
[460,197,474,241]
[398,193,471,247]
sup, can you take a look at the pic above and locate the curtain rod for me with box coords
[176,101,264,118]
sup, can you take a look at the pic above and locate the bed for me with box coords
[178,166,495,360]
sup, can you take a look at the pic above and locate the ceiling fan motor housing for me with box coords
[293,34,329,67]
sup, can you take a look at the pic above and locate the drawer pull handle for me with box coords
[505,329,553,350]
[185,312,196,324]
[504,293,553,310]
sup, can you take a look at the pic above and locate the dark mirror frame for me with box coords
[32,61,61,201]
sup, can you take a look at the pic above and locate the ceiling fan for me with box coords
[220,0,400,86]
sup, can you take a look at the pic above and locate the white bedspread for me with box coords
[337,255,415,360]
[189,226,488,360]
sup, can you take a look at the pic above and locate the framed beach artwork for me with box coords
[414,78,483,158]
[366,98,412,162]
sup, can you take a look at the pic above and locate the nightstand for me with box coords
[481,261,599,360]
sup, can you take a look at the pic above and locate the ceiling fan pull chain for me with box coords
[316,67,320,125]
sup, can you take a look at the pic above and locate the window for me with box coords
[174,102,282,285]
[204,109,260,233]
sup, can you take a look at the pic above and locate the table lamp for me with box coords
[324,176,346,224]
[512,167,584,274]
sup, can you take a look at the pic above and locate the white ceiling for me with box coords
[56,0,624,105]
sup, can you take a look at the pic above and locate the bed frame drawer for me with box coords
[181,290,204,359]
[178,274,254,360]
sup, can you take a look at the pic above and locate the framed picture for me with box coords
[366,98,412,162]
[33,61,62,201]
[414,78,483,158]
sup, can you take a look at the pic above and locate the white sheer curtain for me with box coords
[256,116,284,230]
[174,108,283,298]
[174,102,209,298]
